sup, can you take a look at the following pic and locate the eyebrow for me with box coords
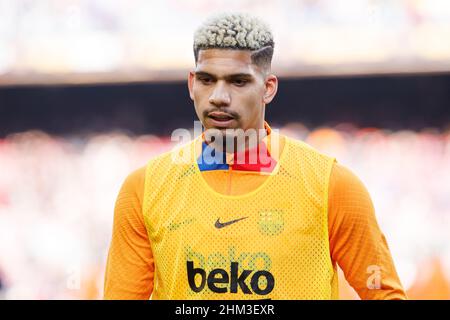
[194,71,254,81]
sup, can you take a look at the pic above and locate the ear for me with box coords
[188,71,195,101]
[263,74,278,104]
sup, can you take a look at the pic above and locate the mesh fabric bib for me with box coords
[142,135,338,299]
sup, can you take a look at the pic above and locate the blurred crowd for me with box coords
[1,0,450,82]
[0,124,449,299]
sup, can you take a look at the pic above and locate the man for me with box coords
[104,13,406,299]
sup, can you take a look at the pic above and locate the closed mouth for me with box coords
[208,112,235,121]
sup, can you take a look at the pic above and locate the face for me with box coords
[188,49,278,135]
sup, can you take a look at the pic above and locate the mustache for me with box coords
[203,109,240,119]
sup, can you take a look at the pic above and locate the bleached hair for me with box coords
[193,13,274,69]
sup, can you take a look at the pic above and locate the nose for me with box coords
[209,81,231,107]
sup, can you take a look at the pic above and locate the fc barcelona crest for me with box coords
[258,210,284,236]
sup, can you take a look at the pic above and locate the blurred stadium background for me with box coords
[1,0,450,299]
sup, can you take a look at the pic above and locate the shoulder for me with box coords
[118,166,147,206]
[122,166,146,190]
[329,162,371,196]
[286,136,335,161]
[284,136,336,179]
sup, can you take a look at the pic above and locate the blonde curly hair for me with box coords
[193,12,274,69]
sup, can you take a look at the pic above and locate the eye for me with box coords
[198,76,213,85]
[232,79,248,87]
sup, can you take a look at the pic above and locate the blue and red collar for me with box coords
[197,121,277,174]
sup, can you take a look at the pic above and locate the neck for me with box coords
[204,123,268,154]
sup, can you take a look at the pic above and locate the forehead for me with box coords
[195,49,257,75]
